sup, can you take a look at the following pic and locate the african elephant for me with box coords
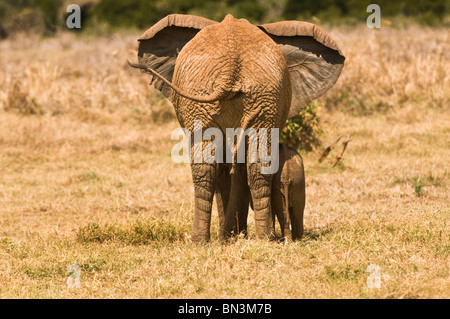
[129,14,344,243]
[272,144,305,241]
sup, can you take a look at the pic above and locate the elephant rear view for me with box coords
[131,14,344,243]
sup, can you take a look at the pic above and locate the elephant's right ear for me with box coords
[137,14,218,100]
[258,21,345,118]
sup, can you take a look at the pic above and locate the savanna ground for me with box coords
[0,24,449,298]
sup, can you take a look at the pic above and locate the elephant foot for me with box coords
[191,234,210,244]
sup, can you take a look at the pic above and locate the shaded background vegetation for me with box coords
[1,0,449,38]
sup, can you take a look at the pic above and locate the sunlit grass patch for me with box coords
[76,218,189,245]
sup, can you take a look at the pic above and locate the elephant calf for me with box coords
[272,144,306,241]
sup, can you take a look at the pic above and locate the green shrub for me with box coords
[280,101,323,152]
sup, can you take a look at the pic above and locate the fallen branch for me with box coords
[318,136,342,163]
[332,135,352,167]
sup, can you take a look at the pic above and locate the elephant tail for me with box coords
[128,61,224,103]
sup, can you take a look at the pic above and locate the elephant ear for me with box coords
[138,14,218,100]
[258,21,345,118]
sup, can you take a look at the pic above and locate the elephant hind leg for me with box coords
[247,162,273,240]
[271,186,285,238]
[290,188,305,240]
[215,164,231,239]
[191,163,217,243]
[223,163,250,239]
[282,184,294,242]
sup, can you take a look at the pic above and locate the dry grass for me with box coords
[0,25,449,299]
[324,25,450,114]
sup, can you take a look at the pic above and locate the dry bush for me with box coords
[4,79,43,115]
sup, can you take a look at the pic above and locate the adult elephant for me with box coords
[130,14,345,243]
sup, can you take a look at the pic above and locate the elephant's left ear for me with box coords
[258,21,345,118]
[138,14,218,100]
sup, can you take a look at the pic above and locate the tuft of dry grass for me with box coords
[0,26,449,298]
